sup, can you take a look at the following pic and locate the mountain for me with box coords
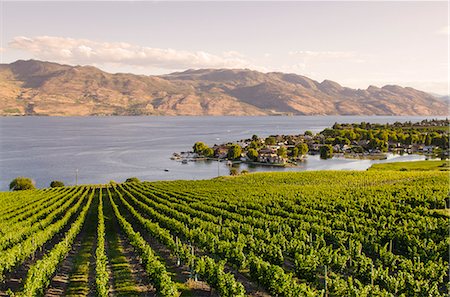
[0,59,447,116]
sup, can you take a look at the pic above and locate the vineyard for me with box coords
[0,170,448,296]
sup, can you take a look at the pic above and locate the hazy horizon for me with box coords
[0,1,448,94]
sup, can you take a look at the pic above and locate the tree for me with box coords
[202,147,215,158]
[277,146,287,158]
[248,140,260,149]
[265,137,276,145]
[320,145,333,159]
[125,177,140,183]
[304,130,313,136]
[193,142,208,154]
[247,148,259,161]
[9,177,35,191]
[291,147,299,158]
[334,137,351,146]
[227,144,242,160]
[252,134,259,141]
[50,180,64,188]
[296,143,309,156]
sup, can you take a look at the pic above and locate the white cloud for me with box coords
[288,50,358,59]
[9,36,251,70]
[436,25,449,35]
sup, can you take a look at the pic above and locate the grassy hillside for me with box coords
[368,160,449,171]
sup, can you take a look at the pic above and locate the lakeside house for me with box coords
[214,146,229,159]
[258,153,286,164]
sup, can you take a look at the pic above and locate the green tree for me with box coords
[202,147,215,158]
[193,142,208,154]
[291,147,299,158]
[252,134,259,141]
[304,130,313,136]
[227,144,242,160]
[265,137,276,145]
[125,177,140,183]
[50,180,64,188]
[321,128,336,137]
[334,137,351,146]
[9,177,35,191]
[248,140,260,149]
[325,137,335,145]
[247,148,259,161]
[277,146,287,158]
[296,143,309,156]
[319,145,333,159]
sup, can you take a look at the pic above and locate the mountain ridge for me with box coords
[0,59,447,116]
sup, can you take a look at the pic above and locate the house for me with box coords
[267,145,280,150]
[259,148,277,154]
[214,146,229,159]
[257,153,286,164]
[342,145,352,153]
[310,144,321,151]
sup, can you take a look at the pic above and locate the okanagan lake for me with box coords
[0,116,445,190]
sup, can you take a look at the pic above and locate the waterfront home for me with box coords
[213,146,229,159]
[259,148,277,154]
[258,153,286,164]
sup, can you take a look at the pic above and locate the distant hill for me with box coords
[0,59,447,116]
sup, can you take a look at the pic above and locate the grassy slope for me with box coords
[368,160,449,171]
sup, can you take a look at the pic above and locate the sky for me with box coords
[0,1,448,94]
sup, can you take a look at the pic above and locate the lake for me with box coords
[0,116,444,190]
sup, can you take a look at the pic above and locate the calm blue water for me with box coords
[0,116,443,190]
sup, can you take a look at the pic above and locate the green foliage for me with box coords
[202,147,215,158]
[193,142,208,154]
[296,143,309,156]
[304,130,313,136]
[95,190,109,296]
[50,180,64,188]
[320,145,333,159]
[1,169,448,297]
[369,160,449,171]
[20,189,94,296]
[247,148,259,161]
[193,142,215,157]
[248,140,260,149]
[108,188,179,297]
[277,146,287,158]
[265,136,276,145]
[0,188,91,282]
[125,177,140,183]
[227,144,242,160]
[9,177,35,191]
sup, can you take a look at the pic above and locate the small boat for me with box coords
[181,160,188,164]
[164,169,169,172]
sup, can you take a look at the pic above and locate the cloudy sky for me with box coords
[0,1,448,94]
